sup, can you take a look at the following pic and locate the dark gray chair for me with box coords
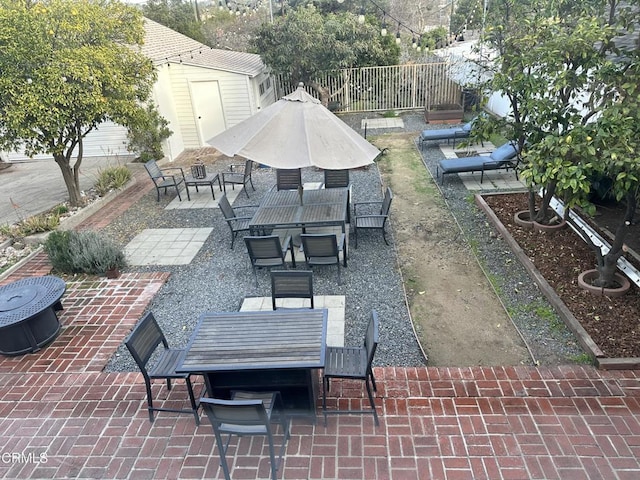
[124,311,200,425]
[353,187,393,248]
[270,270,314,310]
[276,168,302,190]
[300,233,346,285]
[144,159,190,202]
[201,391,290,480]
[222,159,255,198]
[245,235,296,287]
[218,194,257,249]
[322,169,350,189]
[322,310,379,426]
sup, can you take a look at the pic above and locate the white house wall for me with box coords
[5,122,132,162]
[154,65,184,161]
[164,62,255,150]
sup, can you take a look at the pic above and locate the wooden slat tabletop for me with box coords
[177,309,328,373]
[249,188,348,230]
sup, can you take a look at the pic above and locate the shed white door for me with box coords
[191,81,226,145]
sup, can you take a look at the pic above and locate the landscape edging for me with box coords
[475,192,640,370]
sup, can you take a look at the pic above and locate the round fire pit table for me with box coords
[0,276,66,356]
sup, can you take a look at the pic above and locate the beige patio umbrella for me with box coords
[206,83,381,169]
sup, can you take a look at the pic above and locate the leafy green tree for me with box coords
[250,5,399,105]
[474,0,640,287]
[0,0,156,207]
[142,0,207,44]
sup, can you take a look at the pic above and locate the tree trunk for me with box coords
[53,141,85,207]
[532,181,557,224]
[309,81,330,108]
[575,190,636,288]
[594,191,636,287]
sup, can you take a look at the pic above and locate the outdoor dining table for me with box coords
[176,308,328,420]
[249,187,350,236]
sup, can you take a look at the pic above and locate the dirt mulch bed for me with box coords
[483,192,640,359]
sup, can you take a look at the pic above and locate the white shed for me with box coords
[4,18,275,162]
[141,19,276,160]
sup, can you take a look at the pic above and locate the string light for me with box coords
[395,23,401,45]
[381,15,387,37]
[358,6,365,24]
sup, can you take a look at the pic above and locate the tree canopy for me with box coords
[0,0,157,206]
[474,0,640,286]
[142,0,207,44]
[250,5,399,104]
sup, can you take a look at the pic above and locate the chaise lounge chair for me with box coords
[419,117,476,149]
[436,141,520,185]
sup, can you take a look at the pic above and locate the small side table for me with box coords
[185,173,222,200]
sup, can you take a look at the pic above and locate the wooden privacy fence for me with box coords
[275,61,464,113]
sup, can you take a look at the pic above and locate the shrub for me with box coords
[43,231,75,273]
[2,211,61,239]
[95,166,132,196]
[127,104,172,163]
[45,230,127,275]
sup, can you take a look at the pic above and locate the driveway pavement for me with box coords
[0,155,134,226]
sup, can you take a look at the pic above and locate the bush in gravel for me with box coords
[94,166,131,196]
[45,230,127,275]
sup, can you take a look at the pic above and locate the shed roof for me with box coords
[140,18,265,77]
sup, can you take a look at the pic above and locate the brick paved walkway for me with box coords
[0,162,639,479]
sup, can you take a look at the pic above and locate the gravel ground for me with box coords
[105,151,426,372]
[105,111,583,372]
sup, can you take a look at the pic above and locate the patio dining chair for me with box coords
[322,169,350,189]
[201,391,290,480]
[300,233,346,285]
[218,194,258,249]
[275,168,302,191]
[245,235,296,287]
[322,310,379,426]
[144,159,190,202]
[353,187,393,248]
[270,270,314,310]
[124,311,201,425]
[222,159,255,198]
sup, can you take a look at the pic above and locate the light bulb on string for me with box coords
[358,7,365,24]
[412,36,417,49]
[395,24,401,45]
[381,17,387,37]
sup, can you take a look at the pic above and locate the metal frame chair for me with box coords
[322,310,379,426]
[275,168,302,190]
[144,159,190,202]
[322,169,350,189]
[222,159,255,198]
[124,312,200,425]
[300,233,346,285]
[218,195,258,249]
[270,270,314,310]
[244,235,296,287]
[353,187,393,248]
[201,391,290,480]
